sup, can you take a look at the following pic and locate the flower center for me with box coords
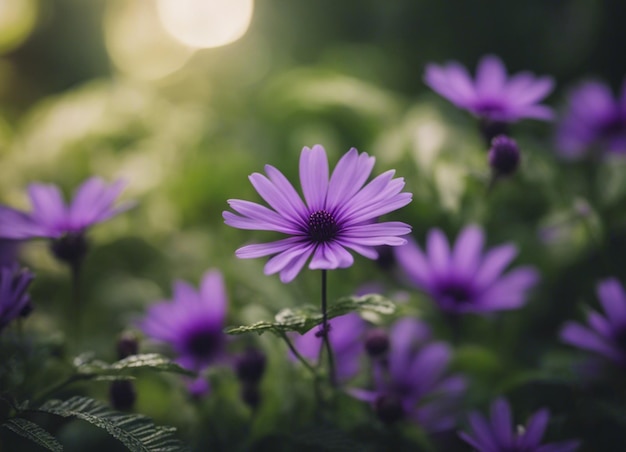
[439,281,473,305]
[308,210,338,243]
[475,99,506,116]
[613,327,626,352]
[185,329,222,360]
[374,394,405,424]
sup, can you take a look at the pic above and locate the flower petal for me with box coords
[326,148,375,209]
[299,145,329,211]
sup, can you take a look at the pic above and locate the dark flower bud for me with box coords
[364,328,390,357]
[116,332,139,359]
[375,394,404,424]
[376,246,395,271]
[19,300,34,318]
[240,381,261,410]
[235,348,267,384]
[50,233,89,267]
[488,135,520,176]
[110,380,136,411]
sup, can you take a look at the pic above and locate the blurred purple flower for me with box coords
[0,264,34,331]
[459,397,580,452]
[0,177,134,240]
[394,225,539,314]
[424,55,554,123]
[139,270,228,378]
[350,318,466,431]
[560,278,626,365]
[223,145,412,283]
[555,79,626,159]
[290,312,366,381]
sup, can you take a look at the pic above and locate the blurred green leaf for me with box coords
[73,353,195,378]
[35,396,188,452]
[1,418,62,452]
[225,294,396,336]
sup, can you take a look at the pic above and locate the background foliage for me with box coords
[1,0,626,450]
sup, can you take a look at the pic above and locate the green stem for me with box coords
[320,270,336,387]
[279,332,317,377]
[33,374,84,406]
[70,261,82,345]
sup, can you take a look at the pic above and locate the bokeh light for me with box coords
[104,0,194,80]
[156,0,254,49]
[0,0,37,54]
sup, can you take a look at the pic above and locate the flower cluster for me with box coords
[351,318,466,431]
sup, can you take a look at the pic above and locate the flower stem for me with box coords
[320,270,336,386]
[70,260,82,345]
[279,332,317,377]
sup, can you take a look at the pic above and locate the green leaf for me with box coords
[2,417,63,452]
[74,353,195,378]
[36,396,188,452]
[225,293,396,336]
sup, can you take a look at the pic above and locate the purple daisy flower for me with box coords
[290,312,366,382]
[0,177,133,239]
[350,318,466,431]
[555,79,626,159]
[424,55,554,123]
[223,145,412,283]
[0,177,134,265]
[0,264,34,331]
[560,278,626,365]
[459,397,580,452]
[394,225,539,314]
[139,270,228,375]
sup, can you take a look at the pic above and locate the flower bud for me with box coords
[240,382,261,410]
[50,233,89,267]
[110,380,136,411]
[116,332,139,359]
[364,328,390,357]
[235,348,267,384]
[488,135,520,176]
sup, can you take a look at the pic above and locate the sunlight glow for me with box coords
[157,0,254,49]
[105,0,194,80]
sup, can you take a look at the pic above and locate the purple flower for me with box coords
[139,270,227,376]
[459,397,580,452]
[555,79,626,159]
[291,312,366,381]
[0,264,34,331]
[424,55,554,123]
[350,318,466,431]
[394,225,539,314]
[223,145,412,283]
[0,177,133,240]
[560,278,626,365]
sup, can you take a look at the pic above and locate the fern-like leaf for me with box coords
[226,293,396,336]
[36,396,188,452]
[2,417,63,452]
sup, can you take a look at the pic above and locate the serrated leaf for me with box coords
[2,417,63,452]
[225,294,396,336]
[74,353,195,378]
[36,396,188,452]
